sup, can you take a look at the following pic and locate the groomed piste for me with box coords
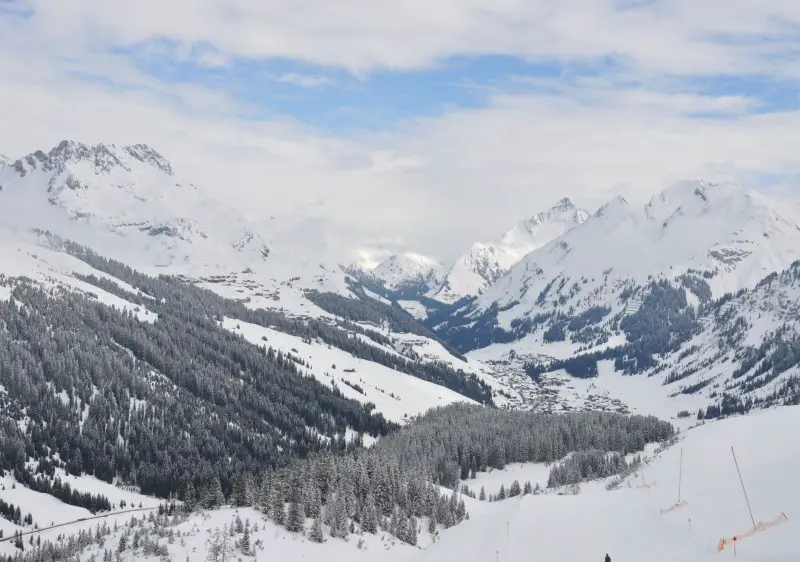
[412,405,798,562]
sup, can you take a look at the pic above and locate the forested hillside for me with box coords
[0,277,393,500]
[362,403,674,489]
[37,232,492,406]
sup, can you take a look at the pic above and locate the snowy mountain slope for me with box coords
[420,181,800,417]
[0,227,158,321]
[0,225,495,425]
[638,261,800,415]
[0,141,368,323]
[373,252,443,291]
[7,403,798,562]
[0,472,161,559]
[0,142,503,409]
[436,181,800,350]
[481,181,800,315]
[223,316,481,424]
[413,405,800,562]
[0,217,503,424]
[458,253,800,421]
[431,198,589,303]
[356,326,517,409]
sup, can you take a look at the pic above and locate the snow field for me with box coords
[466,463,552,497]
[0,472,161,559]
[69,507,421,562]
[415,405,800,562]
[0,228,158,322]
[222,317,478,424]
[0,395,796,561]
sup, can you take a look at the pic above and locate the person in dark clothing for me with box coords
[605,555,611,562]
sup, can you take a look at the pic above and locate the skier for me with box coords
[605,555,611,562]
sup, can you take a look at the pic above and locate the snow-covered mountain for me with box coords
[0,154,9,168]
[423,180,800,415]
[347,251,444,297]
[3,142,800,562]
[473,255,800,421]
[0,140,510,424]
[651,261,800,413]
[431,198,589,303]
[0,140,273,271]
[373,252,443,289]
[488,181,800,309]
[0,141,373,316]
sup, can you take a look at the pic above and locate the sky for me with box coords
[1,0,800,262]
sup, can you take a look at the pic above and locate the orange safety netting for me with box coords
[660,500,689,514]
[716,512,789,552]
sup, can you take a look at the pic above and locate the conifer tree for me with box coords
[286,497,305,533]
[182,482,196,512]
[270,487,285,525]
[309,514,325,543]
[407,516,418,546]
[428,513,437,535]
[362,493,378,534]
[240,523,250,555]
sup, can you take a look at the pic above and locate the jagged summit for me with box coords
[431,198,590,303]
[0,139,273,271]
[9,140,174,178]
[550,197,576,212]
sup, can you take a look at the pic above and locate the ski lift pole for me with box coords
[731,446,756,530]
[678,448,683,503]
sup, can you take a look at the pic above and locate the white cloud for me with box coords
[18,0,800,75]
[276,73,333,88]
[1,0,800,263]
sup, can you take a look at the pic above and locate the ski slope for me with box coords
[1,405,796,561]
[415,405,800,562]
[0,473,160,559]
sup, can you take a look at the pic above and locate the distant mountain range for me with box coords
[3,139,800,422]
[431,198,590,303]
[347,198,589,302]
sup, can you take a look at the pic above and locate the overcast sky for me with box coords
[1,0,800,261]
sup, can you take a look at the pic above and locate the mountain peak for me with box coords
[595,195,630,218]
[123,143,174,175]
[549,197,575,213]
[507,197,589,244]
[643,180,774,228]
[431,199,589,303]
[475,178,800,327]
[346,250,443,295]
[8,140,174,178]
